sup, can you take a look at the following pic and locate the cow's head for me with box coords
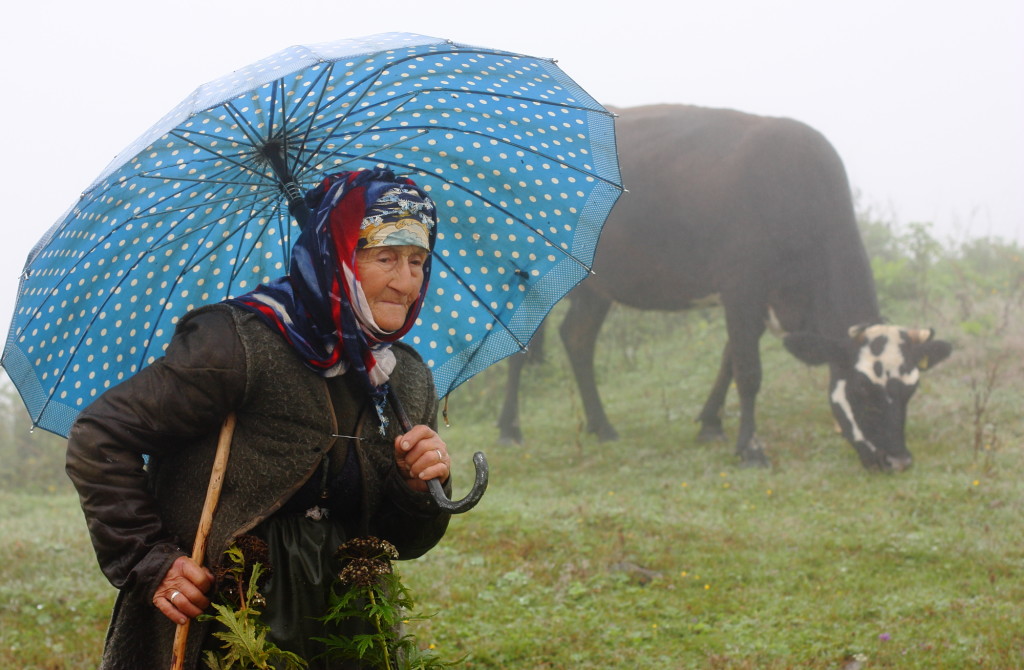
[783,324,952,471]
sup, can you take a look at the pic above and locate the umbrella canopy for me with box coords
[2,32,622,437]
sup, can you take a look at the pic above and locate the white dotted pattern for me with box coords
[2,32,622,436]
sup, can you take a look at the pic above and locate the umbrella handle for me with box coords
[387,387,488,514]
[170,413,236,670]
[426,451,489,513]
[261,139,312,229]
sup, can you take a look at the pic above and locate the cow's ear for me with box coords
[783,332,848,366]
[910,339,952,371]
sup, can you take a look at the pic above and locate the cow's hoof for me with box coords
[497,427,523,445]
[591,425,620,442]
[739,455,770,469]
[696,424,727,443]
[737,437,770,468]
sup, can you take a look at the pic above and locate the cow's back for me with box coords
[591,104,877,333]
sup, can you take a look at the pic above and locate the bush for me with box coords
[0,376,71,493]
[858,213,1023,321]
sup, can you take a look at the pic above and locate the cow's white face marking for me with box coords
[830,379,875,451]
[852,324,920,388]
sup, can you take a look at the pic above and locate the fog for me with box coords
[1,0,1021,340]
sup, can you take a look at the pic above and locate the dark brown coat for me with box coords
[67,304,449,669]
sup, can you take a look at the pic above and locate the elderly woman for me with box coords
[67,168,452,669]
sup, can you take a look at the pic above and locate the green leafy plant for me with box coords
[200,536,307,670]
[316,537,461,670]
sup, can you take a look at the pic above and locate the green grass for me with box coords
[0,493,112,669]
[2,299,1023,668]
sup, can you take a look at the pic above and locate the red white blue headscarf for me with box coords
[228,168,436,425]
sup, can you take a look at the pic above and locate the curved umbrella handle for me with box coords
[427,451,489,513]
[387,387,489,514]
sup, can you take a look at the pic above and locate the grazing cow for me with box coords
[498,104,951,470]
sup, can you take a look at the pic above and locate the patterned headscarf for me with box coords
[227,168,437,425]
[359,186,434,250]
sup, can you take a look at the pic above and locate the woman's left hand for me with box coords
[394,424,449,492]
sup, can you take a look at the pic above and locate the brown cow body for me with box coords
[498,104,950,469]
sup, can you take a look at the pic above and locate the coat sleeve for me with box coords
[370,347,452,560]
[66,307,247,594]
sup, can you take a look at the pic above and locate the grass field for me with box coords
[2,295,1022,669]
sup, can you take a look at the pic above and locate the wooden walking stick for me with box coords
[169,412,236,670]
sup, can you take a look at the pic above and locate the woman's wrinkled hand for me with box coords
[153,555,214,625]
[394,424,449,492]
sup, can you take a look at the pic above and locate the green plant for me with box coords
[0,377,72,494]
[201,538,307,670]
[861,219,947,314]
[316,537,460,670]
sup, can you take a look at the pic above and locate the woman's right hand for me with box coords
[394,424,450,493]
[153,555,214,625]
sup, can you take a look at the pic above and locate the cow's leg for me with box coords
[696,340,733,442]
[724,299,770,467]
[497,322,548,444]
[560,288,617,441]
[498,351,527,444]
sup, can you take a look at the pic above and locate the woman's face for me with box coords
[355,245,427,332]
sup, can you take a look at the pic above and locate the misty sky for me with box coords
[1,0,1021,342]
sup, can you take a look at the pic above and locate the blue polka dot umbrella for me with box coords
[1,32,622,438]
